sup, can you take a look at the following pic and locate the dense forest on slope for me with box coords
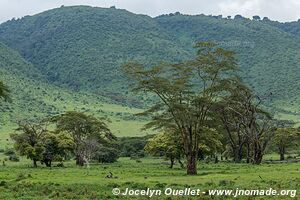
[0,6,300,125]
[0,6,188,99]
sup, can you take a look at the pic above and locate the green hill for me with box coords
[0,6,300,131]
[0,41,150,147]
[0,6,187,105]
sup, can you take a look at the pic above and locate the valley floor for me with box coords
[0,156,299,199]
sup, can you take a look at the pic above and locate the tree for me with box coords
[228,89,273,164]
[94,146,119,163]
[216,79,251,162]
[273,128,299,160]
[234,15,244,20]
[10,121,74,167]
[0,81,10,101]
[262,17,270,21]
[252,15,261,21]
[123,42,239,175]
[52,111,116,166]
[41,132,74,167]
[10,121,48,167]
[145,131,184,169]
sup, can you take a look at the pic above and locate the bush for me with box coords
[94,147,119,163]
[9,154,20,162]
[0,180,7,186]
[56,162,64,167]
[4,148,15,156]
[16,172,27,181]
[118,136,153,157]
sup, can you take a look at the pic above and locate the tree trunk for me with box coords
[33,159,37,168]
[233,148,242,163]
[76,154,84,166]
[279,146,285,161]
[198,149,205,160]
[246,143,251,163]
[187,151,197,175]
[280,153,285,161]
[214,156,219,163]
[169,156,174,169]
[178,159,184,169]
[252,144,263,164]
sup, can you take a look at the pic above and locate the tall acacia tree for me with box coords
[220,85,273,164]
[124,42,239,175]
[216,79,254,163]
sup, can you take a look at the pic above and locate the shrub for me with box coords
[9,154,20,162]
[4,148,15,156]
[118,136,153,157]
[94,147,119,163]
[16,172,27,181]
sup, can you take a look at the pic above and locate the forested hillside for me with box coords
[0,5,300,124]
[0,41,148,146]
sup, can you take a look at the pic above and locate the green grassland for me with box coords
[0,155,299,199]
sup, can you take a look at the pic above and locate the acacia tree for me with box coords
[41,132,74,167]
[124,42,238,175]
[11,121,74,167]
[273,128,299,160]
[52,111,116,166]
[216,80,251,162]
[11,121,48,167]
[145,131,184,169]
[224,87,273,164]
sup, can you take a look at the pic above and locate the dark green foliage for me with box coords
[4,148,20,161]
[0,81,10,101]
[8,154,20,162]
[0,6,300,111]
[94,146,119,163]
[3,148,15,156]
[118,136,152,157]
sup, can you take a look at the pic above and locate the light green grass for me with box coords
[0,156,299,199]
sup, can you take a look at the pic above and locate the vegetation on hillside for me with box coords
[0,6,300,115]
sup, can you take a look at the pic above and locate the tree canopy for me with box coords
[124,42,240,175]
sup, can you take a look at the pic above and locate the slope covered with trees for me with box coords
[0,6,300,110]
[0,6,300,126]
[0,41,149,146]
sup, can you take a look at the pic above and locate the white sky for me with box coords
[0,0,300,23]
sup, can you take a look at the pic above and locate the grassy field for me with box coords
[0,100,151,148]
[0,155,299,200]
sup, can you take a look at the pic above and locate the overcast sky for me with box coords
[0,0,300,23]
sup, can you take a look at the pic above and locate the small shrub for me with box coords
[4,148,15,156]
[154,183,167,189]
[9,154,20,162]
[218,180,235,186]
[0,180,7,186]
[56,162,64,167]
[16,172,27,181]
